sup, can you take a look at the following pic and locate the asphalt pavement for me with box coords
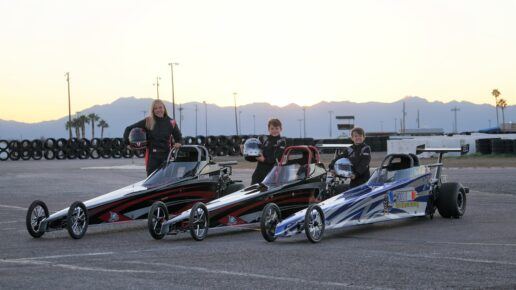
[1,158,515,289]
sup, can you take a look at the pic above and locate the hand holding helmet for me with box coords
[242,138,262,162]
[128,128,148,150]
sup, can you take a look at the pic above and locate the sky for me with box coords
[1,0,515,123]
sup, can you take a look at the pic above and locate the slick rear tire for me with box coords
[304,204,325,243]
[260,203,281,242]
[147,201,169,240]
[436,182,466,218]
[189,202,209,241]
[66,201,88,239]
[26,200,49,238]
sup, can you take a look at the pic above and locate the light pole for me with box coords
[238,111,242,135]
[451,106,460,133]
[328,110,333,138]
[153,76,161,99]
[233,92,239,136]
[297,119,303,138]
[168,62,179,119]
[302,107,307,138]
[203,101,208,137]
[195,104,198,136]
[252,114,256,135]
[141,110,147,119]
[65,72,72,140]
[179,104,184,130]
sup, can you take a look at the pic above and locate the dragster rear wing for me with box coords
[315,144,352,149]
[416,144,469,155]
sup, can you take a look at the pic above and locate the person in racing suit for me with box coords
[251,118,286,185]
[329,127,371,188]
[124,99,182,176]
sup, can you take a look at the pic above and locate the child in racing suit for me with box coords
[251,118,286,185]
[329,127,371,188]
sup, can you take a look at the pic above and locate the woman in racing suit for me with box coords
[124,99,182,176]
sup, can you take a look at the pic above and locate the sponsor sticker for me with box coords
[394,202,419,208]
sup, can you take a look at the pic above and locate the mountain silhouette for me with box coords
[0,96,513,139]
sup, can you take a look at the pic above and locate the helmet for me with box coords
[243,138,262,162]
[334,158,353,178]
[128,128,147,150]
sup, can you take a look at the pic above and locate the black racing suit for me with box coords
[124,116,182,176]
[329,143,371,188]
[251,135,286,185]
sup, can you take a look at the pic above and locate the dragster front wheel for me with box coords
[147,201,169,240]
[304,204,325,243]
[66,201,88,239]
[26,200,49,238]
[260,203,281,242]
[189,202,209,241]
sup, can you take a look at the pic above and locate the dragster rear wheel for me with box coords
[66,201,88,239]
[189,202,209,241]
[260,203,281,242]
[437,182,467,218]
[26,200,49,238]
[148,201,169,240]
[304,204,325,243]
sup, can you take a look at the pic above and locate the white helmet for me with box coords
[334,158,353,178]
[243,138,262,162]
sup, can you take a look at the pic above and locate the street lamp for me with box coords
[238,111,242,135]
[153,76,161,99]
[168,62,179,119]
[302,107,307,138]
[252,114,256,135]
[233,92,239,136]
[203,101,208,137]
[328,110,333,138]
[65,72,72,140]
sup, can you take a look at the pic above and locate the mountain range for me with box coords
[0,96,514,140]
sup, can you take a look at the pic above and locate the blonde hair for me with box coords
[145,99,169,130]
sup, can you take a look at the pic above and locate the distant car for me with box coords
[26,145,243,239]
[262,145,470,243]
[147,145,348,241]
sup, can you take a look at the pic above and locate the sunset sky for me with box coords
[1,0,515,123]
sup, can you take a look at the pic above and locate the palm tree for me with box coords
[87,113,100,139]
[497,98,508,128]
[491,89,501,126]
[70,118,81,138]
[77,115,89,140]
[65,120,74,140]
[98,119,109,138]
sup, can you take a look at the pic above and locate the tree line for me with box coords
[65,113,109,139]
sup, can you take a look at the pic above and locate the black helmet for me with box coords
[243,138,262,162]
[128,128,147,150]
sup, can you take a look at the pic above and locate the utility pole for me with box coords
[233,92,239,136]
[204,101,208,137]
[153,76,161,99]
[488,119,491,128]
[195,104,198,136]
[394,118,397,132]
[297,119,303,138]
[451,106,460,133]
[328,110,334,138]
[252,114,256,135]
[302,107,307,138]
[416,109,420,129]
[178,104,184,130]
[168,62,179,119]
[65,72,72,140]
[141,110,147,119]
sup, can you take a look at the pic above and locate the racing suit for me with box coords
[251,135,286,185]
[124,116,182,176]
[329,143,371,188]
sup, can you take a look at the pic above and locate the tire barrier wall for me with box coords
[0,136,391,161]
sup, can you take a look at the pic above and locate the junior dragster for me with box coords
[261,145,470,243]
[147,145,349,241]
[26,145,244,239]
